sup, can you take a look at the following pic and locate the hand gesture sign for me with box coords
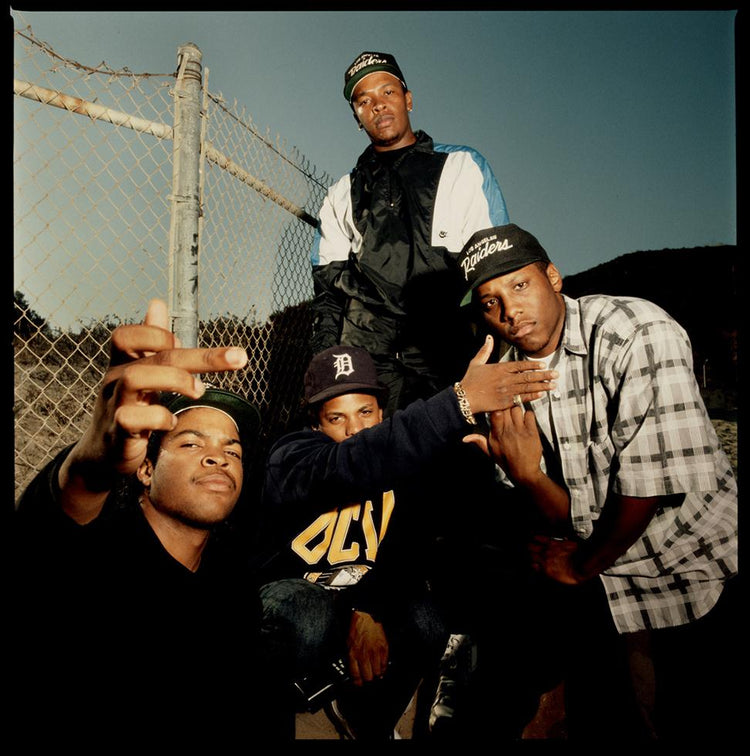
[59,299,248,521]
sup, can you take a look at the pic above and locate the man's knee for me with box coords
[260,579,338,659]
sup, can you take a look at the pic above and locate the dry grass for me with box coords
[713,419,738,478]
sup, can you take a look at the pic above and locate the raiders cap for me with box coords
[456,224,551,306]
[343,51,407,102]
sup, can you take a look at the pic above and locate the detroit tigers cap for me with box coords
[304,345,388,405]
[456,224,551,306]
[343,51,407,102]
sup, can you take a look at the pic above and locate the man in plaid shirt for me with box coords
[454,223,738,742]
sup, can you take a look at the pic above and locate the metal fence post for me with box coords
[13,27,334,499]
[168,43,203,348]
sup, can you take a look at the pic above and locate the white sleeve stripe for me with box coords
[314,174,357,266]
[434,143,507,220]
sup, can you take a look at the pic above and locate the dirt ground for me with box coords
[296,697,417,740]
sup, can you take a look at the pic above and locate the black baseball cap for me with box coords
[343,51,407,102]
[456,224,551,306]
[304,346,388,405]
[161,387,261,447]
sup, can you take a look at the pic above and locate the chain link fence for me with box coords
[14,24,333,502]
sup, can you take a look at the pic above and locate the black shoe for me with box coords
[429,633,477,732]
[323,699,355,740]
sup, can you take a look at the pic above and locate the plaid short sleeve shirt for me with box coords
[502,294,738,633]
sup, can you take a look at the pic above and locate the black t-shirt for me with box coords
[8,448,287,743]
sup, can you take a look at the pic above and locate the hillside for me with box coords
[560,245,738,412]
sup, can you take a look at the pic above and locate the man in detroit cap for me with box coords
[453,224,738,741]
[310,50,510,416]
[257,340,557,739]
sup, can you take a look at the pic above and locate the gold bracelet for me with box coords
[453,382,477,425]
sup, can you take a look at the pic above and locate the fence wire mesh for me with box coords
[13,23,332,502]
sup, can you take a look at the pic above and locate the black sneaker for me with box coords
[323,699,355,740]
[429,633,477,732]
[323,697,402,740]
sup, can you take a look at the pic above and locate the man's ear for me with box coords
[352,111,363,131]
[137,458,154,488]
[546,263,563,292]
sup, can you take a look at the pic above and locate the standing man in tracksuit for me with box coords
[310,51,510,415]
[309,52,513,729]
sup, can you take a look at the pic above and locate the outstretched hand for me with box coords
[93,299,247,475]
[459,335,557,414]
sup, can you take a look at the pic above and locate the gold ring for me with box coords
[512,394,523,408]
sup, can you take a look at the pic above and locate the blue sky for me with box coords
[12,8,737,279]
